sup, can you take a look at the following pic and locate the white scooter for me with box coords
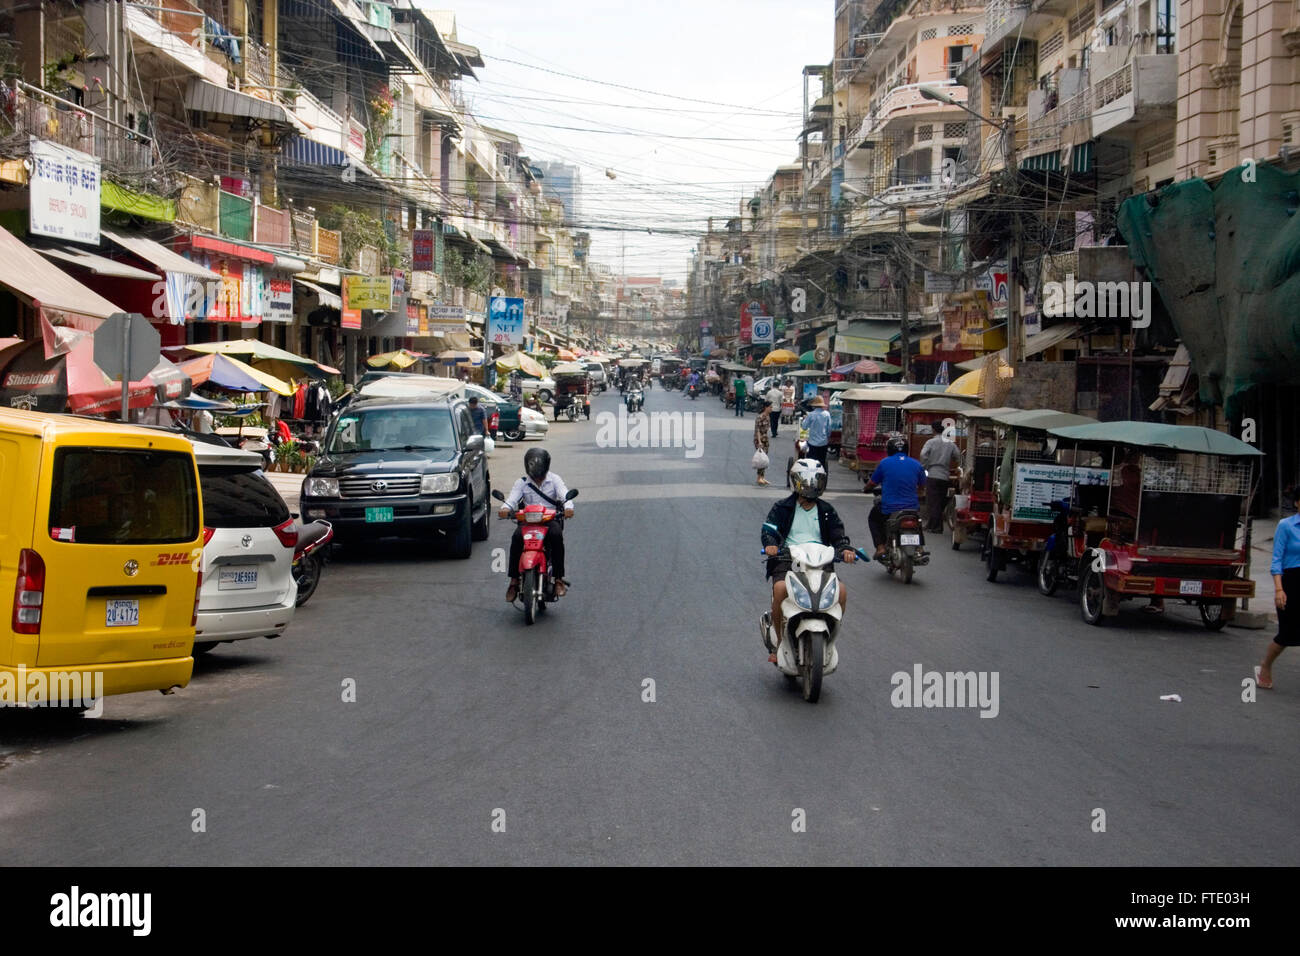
[760,544,867,703]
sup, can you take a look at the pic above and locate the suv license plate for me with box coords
[1180,580,1203,596]
[365,507,394,523]
[219,566,259,590]
[900,534,921,546]
[106,599,139,627]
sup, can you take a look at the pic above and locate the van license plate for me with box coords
[219,566,259,590]
[900,534,921,546]
[365,507,394,523]
[106,599,139,627]
[1180,580,1203,596]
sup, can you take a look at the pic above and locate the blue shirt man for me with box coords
[866,446,928,554]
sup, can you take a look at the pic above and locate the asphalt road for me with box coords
[2,385,1297,865]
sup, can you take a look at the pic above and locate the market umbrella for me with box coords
[762,349,799,366]
[178,352,293,396]
[437,349,485,366]
[185,339,340,381]
[0,336,160,415]
[556,348,579,361]
[163,394,238,412]
[367,349,429,370]
[496,351,547,377]
[947,365,1014,396]
[799,350,818,366]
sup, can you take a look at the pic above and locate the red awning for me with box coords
[175,234,276,265]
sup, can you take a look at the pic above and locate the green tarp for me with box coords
[1117,162,1300,415]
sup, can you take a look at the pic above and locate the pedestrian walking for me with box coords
[1258,483,1300,689]
[734,374,747,417]
[803,396,831,468]
[754,399,772,485]
[919,418,961,533]
[766,382,784,437]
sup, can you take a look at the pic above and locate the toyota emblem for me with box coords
[124,560,139,577]
[371,480,388,493]
[241,534,254,549]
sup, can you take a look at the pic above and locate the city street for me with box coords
[1,386,1296,866]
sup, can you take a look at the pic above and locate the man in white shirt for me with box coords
[500,447,574,600]
[765,382,784,436]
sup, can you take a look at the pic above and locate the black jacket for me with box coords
[761,495,851,551]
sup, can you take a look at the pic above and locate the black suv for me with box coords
[299,396,490,557]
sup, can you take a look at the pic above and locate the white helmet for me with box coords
[789,458,827,499]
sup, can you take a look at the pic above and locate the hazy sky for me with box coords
[438,0,828,281]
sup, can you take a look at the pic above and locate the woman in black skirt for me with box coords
[1259,484,1300,689]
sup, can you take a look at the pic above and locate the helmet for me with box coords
[885,432,907,456]
[789,458,827,500]
[524,447,550,482]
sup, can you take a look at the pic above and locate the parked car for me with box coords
[519,376,557,404]
[188,437,298,655]
[299,395,490,557]
[519,405,549,437]
[584,362,608,391]
[461,383,519,440]
[0,409,203,704]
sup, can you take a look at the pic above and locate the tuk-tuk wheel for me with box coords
[1080,568,1107,626]
[1199,600,1230,631]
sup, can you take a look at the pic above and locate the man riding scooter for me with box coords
[761,459,856,664]
[864,433,929,564]
[501,448,574,601]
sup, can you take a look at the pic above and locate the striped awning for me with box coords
[1020,141,1094,174]
[184,79,299,128]
[283,135,348,168]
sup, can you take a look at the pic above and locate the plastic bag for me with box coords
[752,449,769,470]
[484,437,496,454]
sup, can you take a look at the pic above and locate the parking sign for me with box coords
[752,316,774,345]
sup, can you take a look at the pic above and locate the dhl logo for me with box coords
[152,552,193,566]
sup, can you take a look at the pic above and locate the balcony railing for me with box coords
[2,82,154,175]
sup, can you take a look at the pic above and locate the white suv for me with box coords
[189,437,298,654]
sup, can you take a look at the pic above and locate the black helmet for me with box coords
[524,447,550,482]
[885,432,907,456]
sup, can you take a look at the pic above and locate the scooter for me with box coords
[292,519,333,607]
[760,545,869,703]
[687,382,700,400]
[868,488,929,584]
[1037,497,1077,596]
[492,487,579,626]
[625,387,644,413]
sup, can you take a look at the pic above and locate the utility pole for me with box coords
[1003,116,1022,366]
[898,204,910,383]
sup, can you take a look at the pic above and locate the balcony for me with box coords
[985,0,1072,51]
[1,82,154,176]
[1090,56,1177,137]
[865,79,969,138]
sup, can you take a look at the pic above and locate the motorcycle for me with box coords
[492,487,579,626]
[874,493,929,584]
[1037,497,1078,596]
[625,388,644,413]
[687,382,700,400]
[292,518,334,607]
[760,545,868,703]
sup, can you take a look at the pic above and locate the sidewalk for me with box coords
[1241,516,1279,628]
[266,470,303,514]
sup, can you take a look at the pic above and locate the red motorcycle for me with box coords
[492,487,579,625]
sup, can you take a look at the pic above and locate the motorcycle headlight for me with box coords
[420,473,459,494]
[786,575,813,610]
[817,577,839,610]
[304,477,339,498]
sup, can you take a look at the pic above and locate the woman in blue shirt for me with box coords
[1258,484,1300,689]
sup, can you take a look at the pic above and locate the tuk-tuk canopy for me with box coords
[1046,421,1264,456]
[785,369,829,379]
[839,387,930,403]
[552,362,588,377]
[957,405,1021,421]
[902,395,983,414]
[992,409,1096,431]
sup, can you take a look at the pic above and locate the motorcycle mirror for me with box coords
[491,489,506,502]
[564,489,579,501]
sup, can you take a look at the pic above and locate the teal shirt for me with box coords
[787,501,822,546]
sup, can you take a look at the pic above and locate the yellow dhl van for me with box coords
[0,408,202,705]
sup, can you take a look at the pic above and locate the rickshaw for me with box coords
[551,363,591,422]
[981,409,1097,582]
[659,356,683,390]
[837,386,932,480]
[617,358,648,393]
[949,406,1021,550]
[1038,421,1260,630]
[900,394,983,531]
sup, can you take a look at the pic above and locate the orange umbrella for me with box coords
[557,348,579,361]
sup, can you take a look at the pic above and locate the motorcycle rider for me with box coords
[761,459,855,663]
[500,447,573,602]
[864,433,928,563]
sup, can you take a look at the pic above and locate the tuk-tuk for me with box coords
[950,407,1022,550]
[819,381,856,453]
[838,386,933,478]
[900,394,983,529]
[981,409,1096,582]
[616,358,648,393]
[551,362,591,421]
[659,356,684,390]
[1039,421,1260,630]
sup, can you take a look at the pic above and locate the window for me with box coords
[943,122,969,139]
[328,409,455,453]
[49,448,199,545]
[949,23,974,35]
[199,467,290,529]
[921,28,938,41]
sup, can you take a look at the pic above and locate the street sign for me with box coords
[752,316,774,345]
[487,296,525,344]
[94,313,159,382]
[93,313,159,422]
